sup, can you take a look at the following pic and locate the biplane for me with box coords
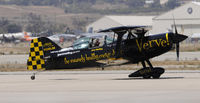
[27,25,187,80]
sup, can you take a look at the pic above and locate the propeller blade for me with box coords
[174,24,178,35]
[176,43,179,61]
[172,15,178,35]
[173,15,180,61]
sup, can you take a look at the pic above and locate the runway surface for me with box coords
[0,70,200,103]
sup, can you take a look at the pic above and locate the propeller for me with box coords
[173,16,180,61]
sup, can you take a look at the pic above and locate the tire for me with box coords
[143,75,151,79]
[31,76,35,80]
[152,74,160,79]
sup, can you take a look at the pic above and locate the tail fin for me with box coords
[27,37,61,70]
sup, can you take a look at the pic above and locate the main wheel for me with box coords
[31,75,35,80]
[143,75,151,79]
[152,67,165,79]
[102,67,104,70]
[152,74,160,79]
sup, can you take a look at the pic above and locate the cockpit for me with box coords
[72,35,115,50]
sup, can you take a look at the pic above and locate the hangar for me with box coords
[152,2,200,37]
[86,16,154,33]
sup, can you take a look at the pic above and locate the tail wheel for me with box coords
[31,75,35,80]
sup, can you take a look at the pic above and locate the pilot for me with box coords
[103,35,107,46]
[89,38,94,48]
[94,38,100,47]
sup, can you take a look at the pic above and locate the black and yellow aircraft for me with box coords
[27,26,187,80]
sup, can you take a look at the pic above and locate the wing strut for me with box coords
[115,31,126,58]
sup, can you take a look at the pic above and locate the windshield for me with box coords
[72,35,116,50]
[73,41,89,49]
[106,37,114,44]
[73,37,90,46]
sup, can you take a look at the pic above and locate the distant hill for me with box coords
[0,0,185,14]
[0,5,101,30]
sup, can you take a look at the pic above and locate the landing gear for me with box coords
[101,64,105,70]
[151,67,164,79]
[31,75,35,80]
[30,72,36,80]
[143,75,151,79]
[129,60,165,79]
[152,74,160,79]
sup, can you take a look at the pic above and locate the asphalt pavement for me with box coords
[0,70,200,103]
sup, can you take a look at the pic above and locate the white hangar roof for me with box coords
[153,2,200,21]
[106,16,154,26]
[152,1,200,35]
[86,15,154,32]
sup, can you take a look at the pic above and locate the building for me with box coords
[152,1,200,37]
[86,16,154,33]
[160,0,169,5]
[180,0,200,5]
[145,0,168,5]
[145,0,155,4]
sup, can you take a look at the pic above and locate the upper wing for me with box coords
[99,26,147,32]
[98,26,149,37]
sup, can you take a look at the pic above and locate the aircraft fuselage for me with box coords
[45,32,174,69]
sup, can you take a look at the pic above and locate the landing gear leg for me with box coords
[100,64,105,70]
[141,61,151,79]
[101,65,104,70]
[146,60,153,69]
[146,60,161,79]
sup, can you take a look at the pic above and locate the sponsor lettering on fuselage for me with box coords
[136,33,169,52]
[64,49,115,64]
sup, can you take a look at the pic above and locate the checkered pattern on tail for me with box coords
[27,38,45,70]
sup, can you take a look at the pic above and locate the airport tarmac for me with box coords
[0,70,200,103]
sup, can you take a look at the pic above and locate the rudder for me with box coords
[27,37,61,70]
[27,38,45,70]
